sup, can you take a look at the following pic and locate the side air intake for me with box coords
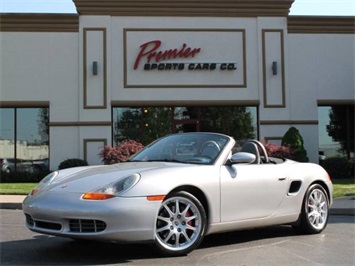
[288,181,302,194]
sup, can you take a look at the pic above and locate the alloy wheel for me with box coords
[155,192,205,254]
[306,188,328,230]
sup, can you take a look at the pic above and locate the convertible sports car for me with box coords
[23,132,333,256]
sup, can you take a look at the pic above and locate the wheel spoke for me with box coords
[174,233,180,247]
[314,215,320,227]
[186,223,197,231]
[181,203,191,217]
[157,215,170,223]
[316,192,323,204]
[181,229,190,242]
[175,199,180,215]
[319,215,325,224]
[156,225,170,233]
[313,191,318,202]
[186,213,196,221]
[319,208,326,214]
[162,230,175,244]
[307,202,315,209]
[308,210,316,220]
[310,193,317,204]
[308,210,315,217]
[163,203,175,217]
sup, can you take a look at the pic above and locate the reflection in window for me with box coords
[0,108,15,157]
[318,105,354,159]
[112,107,171,146]
[174,107,199,120]
[113,106,258,146]
[0,108,49,174]
[199,106,257,140]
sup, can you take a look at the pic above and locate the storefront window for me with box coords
[113,106,258,146]
[318,105,354,160]
[0,108,49,175]
[112,107,171,145]
[199,106,257,140]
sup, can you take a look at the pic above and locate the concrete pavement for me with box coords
[0,194,354,215]
[0,195,26,210]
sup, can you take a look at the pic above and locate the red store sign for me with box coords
[134,40,237,71]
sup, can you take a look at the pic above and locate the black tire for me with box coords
[154,191,207,256]
[294,184,329,234]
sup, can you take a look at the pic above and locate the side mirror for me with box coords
[226,152,256,165]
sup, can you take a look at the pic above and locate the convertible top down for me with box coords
[23,132,333,256]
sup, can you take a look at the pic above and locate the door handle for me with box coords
[278,177,287,181]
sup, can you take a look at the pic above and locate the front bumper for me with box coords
[23,191,161,242]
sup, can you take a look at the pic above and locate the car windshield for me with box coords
[130,133,230,165]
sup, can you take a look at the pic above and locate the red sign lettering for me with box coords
[134,40,201,70]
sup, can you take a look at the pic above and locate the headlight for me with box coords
[82,173,140,200]
[30,171,59,196]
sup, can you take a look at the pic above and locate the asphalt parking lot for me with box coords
[1,210,354,266]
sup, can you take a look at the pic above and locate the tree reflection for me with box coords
[37,108,49,145]
[113,106,257,146]
[327,105,354,159]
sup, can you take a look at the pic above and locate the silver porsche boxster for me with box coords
[23,132,333,256]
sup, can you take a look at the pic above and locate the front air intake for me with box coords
[69,219,106,233]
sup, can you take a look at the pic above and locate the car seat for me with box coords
[240,142,260,164]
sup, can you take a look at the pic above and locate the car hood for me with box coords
[47,162,197,193]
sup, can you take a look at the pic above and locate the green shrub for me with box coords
[58,158,88,170]
[281,127,309,162]
[322,157,353,179]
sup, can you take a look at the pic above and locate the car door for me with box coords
[220,163,290,222]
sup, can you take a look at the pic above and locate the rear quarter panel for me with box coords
[275,160,333,215]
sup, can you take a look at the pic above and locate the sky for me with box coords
[0,0,354,16]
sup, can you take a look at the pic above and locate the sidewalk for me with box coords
[0,195,26,210]
[0,194,354,215]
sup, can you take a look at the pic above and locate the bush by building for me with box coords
[262,142,293,159]
[99,139,144,165]
[281,127,309,162]
[58,158,88,170]
[321,157,354,179]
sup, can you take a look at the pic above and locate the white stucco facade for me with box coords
[1,1,354,169]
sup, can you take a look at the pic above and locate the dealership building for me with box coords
[0,0,354,172]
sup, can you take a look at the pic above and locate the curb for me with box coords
[0,203,23,210]
[329,208,355,216]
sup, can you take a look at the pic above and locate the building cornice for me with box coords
[111,100,260,107]
[318,100,355,105]
[0,13,79,32]
[49,121,111,127]
[73,0,294,17]
[0,101,50,107]
[288,16,355,34]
